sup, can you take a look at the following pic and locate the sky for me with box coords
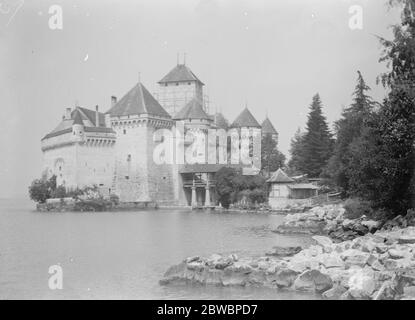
[0,0,402,198]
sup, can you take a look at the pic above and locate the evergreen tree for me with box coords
[300,94,334,177]
[326,71,375,193]
[288,128,306,175]
[261,134,286,177]
[348,90,415,213]
[347,0,415,214]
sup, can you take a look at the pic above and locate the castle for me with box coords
[41,61,278,206]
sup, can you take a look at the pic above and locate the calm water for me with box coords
[0,198,318,300]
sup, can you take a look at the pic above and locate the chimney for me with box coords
[111,96,117,107]
[65,107,72,120]
[95,105,100,127]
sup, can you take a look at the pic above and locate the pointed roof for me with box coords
[261,117,278,135]
[42,107,114,140]
[158,64,204,85]
[267,168,295,183]
[72,109,84,125]
[106,82,171,118]
[214,112,229,129]
[230,108,261,128]
[173,98,210,121]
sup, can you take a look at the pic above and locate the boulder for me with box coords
[160,262,187,285]
[293,269,333,293]
[269,268,299,288]
[348,269,376,299]
[398,235,415,245]
[318,253,344,268]
[322,284,347,300]
[265,246,302,257]
[312,235,333,249]
[388,248,410,259]
[361,220,380,232]
[341,249,370,267]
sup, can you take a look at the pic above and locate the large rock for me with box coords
[340,249,370,267]
[265,246,302,257]
[398,235,415,244]
[160,262,188,285]
[322,284,347,300]
[318,253,344,268]
[293,269,333,293]
[270,268,299,288]
[312,235,333,249]
[348,269,376,299]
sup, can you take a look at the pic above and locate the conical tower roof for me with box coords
[173,98,210,121]
[230,108,261,128]
[106,82,171,118]
[261,117,278,135]
[158,64,204,85]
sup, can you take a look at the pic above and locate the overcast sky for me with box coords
[0,0,401,198]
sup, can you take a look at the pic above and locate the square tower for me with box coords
[156,63,205,117]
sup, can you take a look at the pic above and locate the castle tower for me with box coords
[230,107,262,174]
[106,81,175,203]
[261,117,279,143]
[157,61,205,117]
[41,106,116,194]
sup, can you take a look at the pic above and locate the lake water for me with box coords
[0,198,319,299]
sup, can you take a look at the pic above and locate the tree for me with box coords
[347,0,415,214]
[288,128,306,175]
[298,94,334,177]
[215,167,267,208]
[261,134,286,177]
[326,71,375,193]
[28,175,57,203]
[348,90,415,213]
[215,167,238,209]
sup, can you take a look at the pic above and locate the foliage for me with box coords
[215,167,267,209]
[28,175,57,203]
[347,89,415,214]
[109,194,120,205]
[288,95,333,177]
[287,128,306,175]
[51,185,67,199]
[343,198,374,219]
[325,71,375,194]
[215,167,238,209]
[261,134,286,177]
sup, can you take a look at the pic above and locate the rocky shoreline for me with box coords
[160,204,415,300]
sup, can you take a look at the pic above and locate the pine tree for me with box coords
[347,0,415,214]
[326,71,375,193]
[261,134,286,177]
[288,128,306,175]
[300,94,334,177]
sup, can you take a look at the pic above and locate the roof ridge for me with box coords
[138,82,148,114]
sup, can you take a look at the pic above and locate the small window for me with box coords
[176,82,179,86]
[123,129,126,134]
[188,82,191,85]
[127,154,131,161]
[125,176,129,180]
[99,184,104,186]
[164,83,168,87]
[59,166,62,171]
